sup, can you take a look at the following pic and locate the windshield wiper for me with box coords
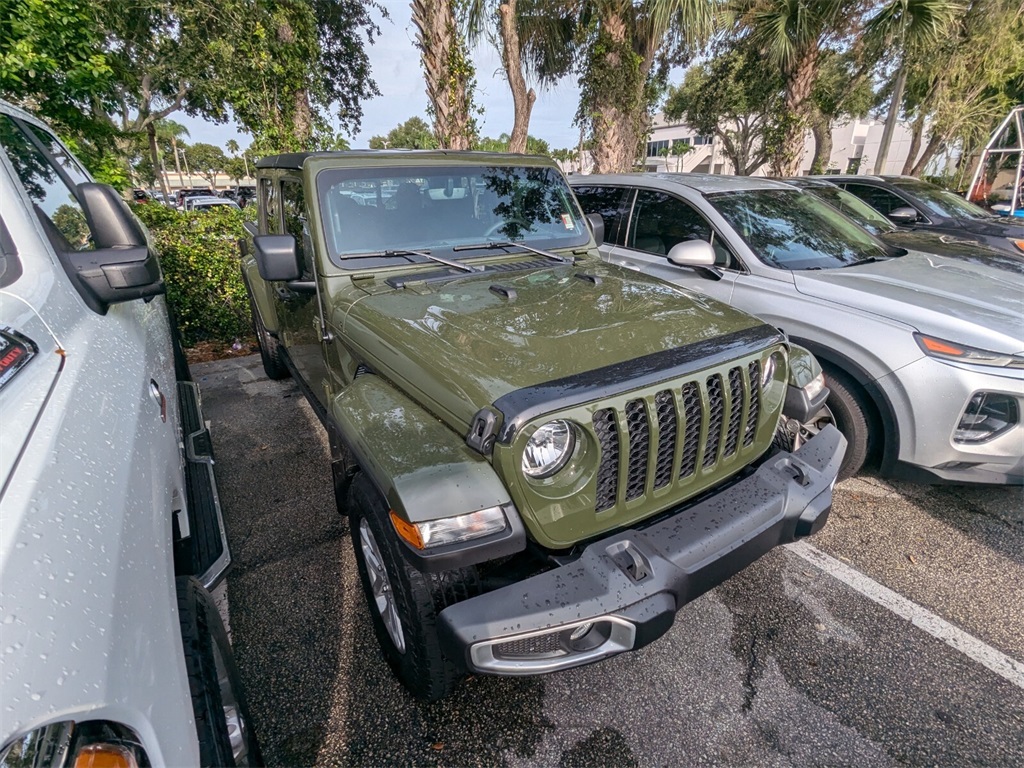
[343,248,480,273]
[452,240,572,264]
[840,256,887,268]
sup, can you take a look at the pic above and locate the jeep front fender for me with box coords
[332,375,526,571]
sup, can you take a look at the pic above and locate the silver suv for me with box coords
[0,102,259,765]
[572,173,1023,484]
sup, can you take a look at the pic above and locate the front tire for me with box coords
[177,577,262,766]
[250,301,289,381]
[822,366,872,480]
[348,474,478,702]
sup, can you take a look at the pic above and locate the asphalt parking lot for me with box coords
[195,354,1024,767]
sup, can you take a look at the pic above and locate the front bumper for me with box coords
[878,356,1024,485]
[438,425,845,675]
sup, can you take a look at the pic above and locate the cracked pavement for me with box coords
[195,354,1024,767]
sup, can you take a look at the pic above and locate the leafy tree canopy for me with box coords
[369,117,438,149]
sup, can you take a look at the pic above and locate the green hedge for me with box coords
[132,203,253,347]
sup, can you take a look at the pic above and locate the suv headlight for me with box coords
[1,721,147,768]
[914,333,1024,369]
[390,506,508,549]
[522,420,577,478]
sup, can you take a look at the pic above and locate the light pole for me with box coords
[179,148,192,186]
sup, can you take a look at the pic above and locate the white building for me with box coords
[644,113,946,176]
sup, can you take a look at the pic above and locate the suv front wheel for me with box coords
[348,474,479,702]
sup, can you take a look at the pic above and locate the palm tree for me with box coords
[412,0,476,149]
[731,0,956,177]
[156,119,190,189]
[225,138,251,180]
[870,0,960,174]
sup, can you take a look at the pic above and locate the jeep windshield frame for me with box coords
[315,164,590,270]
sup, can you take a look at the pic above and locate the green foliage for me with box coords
[369,117,439,149]
[474,133,551,154]
[664,42,784,175]
[133,204,251,346]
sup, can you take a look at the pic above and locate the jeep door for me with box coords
[271,177,331,410]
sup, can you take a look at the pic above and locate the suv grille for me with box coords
[593,362,762,513]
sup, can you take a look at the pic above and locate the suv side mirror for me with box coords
[888,206,919,224]
[253,234,301,281]
[70,183,164,315]
[585,213,605,246]
[667,240,715,267]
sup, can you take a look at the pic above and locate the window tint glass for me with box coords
[281,180,311,278]
[710,189,892,270]
[0,115,93,251]
[316,165,589,269]
[22,123,91,188]
[806,187,896,235]
[573,185,628,246]
[628,190,711,255]
[260,177,281,234]
[889,180,992,220]
[842,183,908,217]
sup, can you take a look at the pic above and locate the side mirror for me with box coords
[888,206,919,224]
[667,239,716,267]
[68,183,164,315]
[253,234,301,281]
[585,213,605,246]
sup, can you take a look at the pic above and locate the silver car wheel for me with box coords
[359,518,406,654]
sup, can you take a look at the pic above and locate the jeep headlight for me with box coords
[390,506,507,549]
[522,420,576,478]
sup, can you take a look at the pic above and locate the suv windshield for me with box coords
[804,186,896,236]
[316,164,589,268]
[889,179,993,220]
[710,189,894,270]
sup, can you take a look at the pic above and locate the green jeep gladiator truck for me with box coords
[240,151,845,701]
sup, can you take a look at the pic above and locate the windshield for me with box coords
[804,186,896,236]
[316,164,589,269]
[710,189,894,270]
[889,179,993,220]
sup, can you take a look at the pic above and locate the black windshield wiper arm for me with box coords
[344,248,480,273]
[840,256,886,268]
[452,240,572,264]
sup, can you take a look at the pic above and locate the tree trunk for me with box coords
[910,133,943,177]
[874,65,907,175]
[774,50,818,176]
[412,0,475,150]
[901,113,925,175]
[147,122,171,200]
[588,15,644,174]
[499,0,535,154]
[293,89,314,149]
[171,136,185,188]
[809,110,833,175]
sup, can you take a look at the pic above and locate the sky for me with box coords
[177,1,585,153]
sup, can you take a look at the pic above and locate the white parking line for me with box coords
[786,540,1024,690]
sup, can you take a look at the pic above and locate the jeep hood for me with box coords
[793,252,1024,354]
[338,262,767,430]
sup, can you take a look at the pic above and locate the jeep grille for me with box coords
[592,362,761,513]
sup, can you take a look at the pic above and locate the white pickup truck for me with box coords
[0,101,260,767]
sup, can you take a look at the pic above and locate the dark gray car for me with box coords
[816,174,1024,258]
[783,177,1023,272]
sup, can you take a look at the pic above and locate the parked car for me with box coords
[571,173,1023,484]
[815,174,1024,257]
[0,101,260,766]
[782,177,1022,272]
[175,187,216,209]
[185,195,241,212]
[240,151,844,701]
